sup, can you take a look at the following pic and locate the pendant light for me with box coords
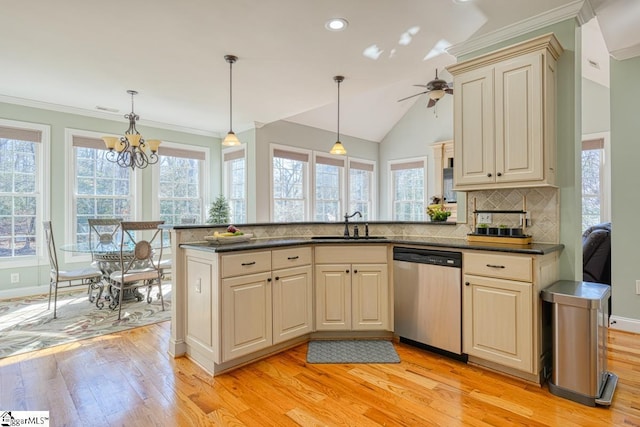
[330,75,347,155]
[222,54,241,146]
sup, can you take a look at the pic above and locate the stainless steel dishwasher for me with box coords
[393,247,465,359]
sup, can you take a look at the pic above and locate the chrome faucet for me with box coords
[343,211,362,237]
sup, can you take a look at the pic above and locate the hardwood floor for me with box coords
[1,322,639,426]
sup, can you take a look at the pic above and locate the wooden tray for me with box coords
[467,233,532,245]
[204,233,253,244]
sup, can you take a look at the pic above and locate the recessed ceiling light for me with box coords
[325,18,348,31]
[452,0,473,3]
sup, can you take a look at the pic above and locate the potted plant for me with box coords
[476,223,489,234]
[509,227,524,236]
[488,226,499,235]
[498,224,509,236]
[427,204,451,222]
[207,195,230,224]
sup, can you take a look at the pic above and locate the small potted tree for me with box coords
[476,223,489,234]
[207,195,230,224]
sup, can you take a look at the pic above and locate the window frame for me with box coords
[0,118,50,269]
[151,140,210,225]
[222,144,247,224]
[64,128,141,263]
[312,152,346,222]
[388,157,428,221]
[269,143,311,222]
[347,157,376,220]
[581,132,611,230]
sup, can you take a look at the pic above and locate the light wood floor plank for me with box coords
[1,321,639,426]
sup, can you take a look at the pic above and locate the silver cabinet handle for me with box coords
[486,264,505,269]
[241,261,256,266]
[287,256,299,260]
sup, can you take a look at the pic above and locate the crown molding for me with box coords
[0,94,218,137]
[610,43,640,61]
[447,0,592,58]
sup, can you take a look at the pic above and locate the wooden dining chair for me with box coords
[43,221,104,319]
[107,220,165,320]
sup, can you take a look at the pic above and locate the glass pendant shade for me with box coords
[429,89,445,100]
[102,136,119,150]
[222,130,241,146]
[330,141,347,155]
[126,133,142,147]
[147,139,162,152]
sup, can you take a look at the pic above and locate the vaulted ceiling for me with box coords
[0,0,638,142]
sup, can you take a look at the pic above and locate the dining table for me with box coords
[60,239,169,307]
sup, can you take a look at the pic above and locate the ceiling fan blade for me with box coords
[397,91,428,102]
[445,88,453,95]
[413,84,429,88]
[426,98,437,108]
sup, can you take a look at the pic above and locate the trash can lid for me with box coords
[541,280,610,309]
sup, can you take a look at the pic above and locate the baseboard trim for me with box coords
[0,285,53,299]
[609,315,640,334]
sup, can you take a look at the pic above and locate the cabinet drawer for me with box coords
[464,252,532,282]
[272,246,312,270]
[221,250,271,278]
[315,245,388,264]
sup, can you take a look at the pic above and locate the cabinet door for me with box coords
[463,274,533,373]
[454,65,495,187]
[351,264,389,330]
[186,255,213,349]
[222,271,273,362]
[315,264,351,330]
[273,265,313,344]
[494,52,544,184]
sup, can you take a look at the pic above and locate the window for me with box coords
[0,120,49,265]
[272,146,309,222]
[155,144,207,225]
[69,133,135,247]
[314,154,344,221]
[390,159,426,221]
[223,146,246,224]
[582,137,608,231]
[348,159,375,220]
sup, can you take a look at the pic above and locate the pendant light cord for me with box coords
[337,78,340,141]
[229,59,233,132]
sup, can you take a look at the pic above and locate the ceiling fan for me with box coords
[398,69,453,108]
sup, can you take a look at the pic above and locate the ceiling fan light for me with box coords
[429,89,445,100]
[222,130,241,146]
[330,141,347,155]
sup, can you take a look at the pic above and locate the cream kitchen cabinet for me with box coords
[448,33,563,191]
[462,250,558,383]
[314,245,390,331]
[272,247,313,344]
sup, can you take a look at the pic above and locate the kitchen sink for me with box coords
[310,235,388,240]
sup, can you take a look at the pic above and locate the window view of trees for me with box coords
[0,138,38,258]
[349,164,373,220]
[273,156,307,222]
[75,145,132,244]
[315,163,341,221]
[392,162,425,221]
[226,155,246,224]
[582,142,604,231]
[159,155,203,225]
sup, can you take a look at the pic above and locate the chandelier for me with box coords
[101,90,161,169]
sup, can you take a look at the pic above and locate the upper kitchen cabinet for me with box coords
[448,33,563,191]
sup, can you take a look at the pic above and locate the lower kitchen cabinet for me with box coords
[314,245,390,332]
[463,275,533,372]
[462,250,558,382]
[272,265,313,344]
[222,271,273,362]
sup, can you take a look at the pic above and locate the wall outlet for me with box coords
[636,280,640,295]
[477,213,492,224]
[10,273,19,283]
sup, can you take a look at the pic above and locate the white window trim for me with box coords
[269,143,311,222]
[151,140,211,223]
[222,143,247,223]
[64,128,142,264]
[387,156,428,220]
[347,156,377,220]
[0,119,50,269]
[312,151,346,222]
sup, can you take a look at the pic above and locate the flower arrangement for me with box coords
[427,204,451,222]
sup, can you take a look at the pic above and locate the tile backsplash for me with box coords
[175,187,559,244]
[466,187,559,243]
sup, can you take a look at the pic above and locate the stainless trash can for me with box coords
[541,280,617,407]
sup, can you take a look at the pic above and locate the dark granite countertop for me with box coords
[180,236,564,255]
